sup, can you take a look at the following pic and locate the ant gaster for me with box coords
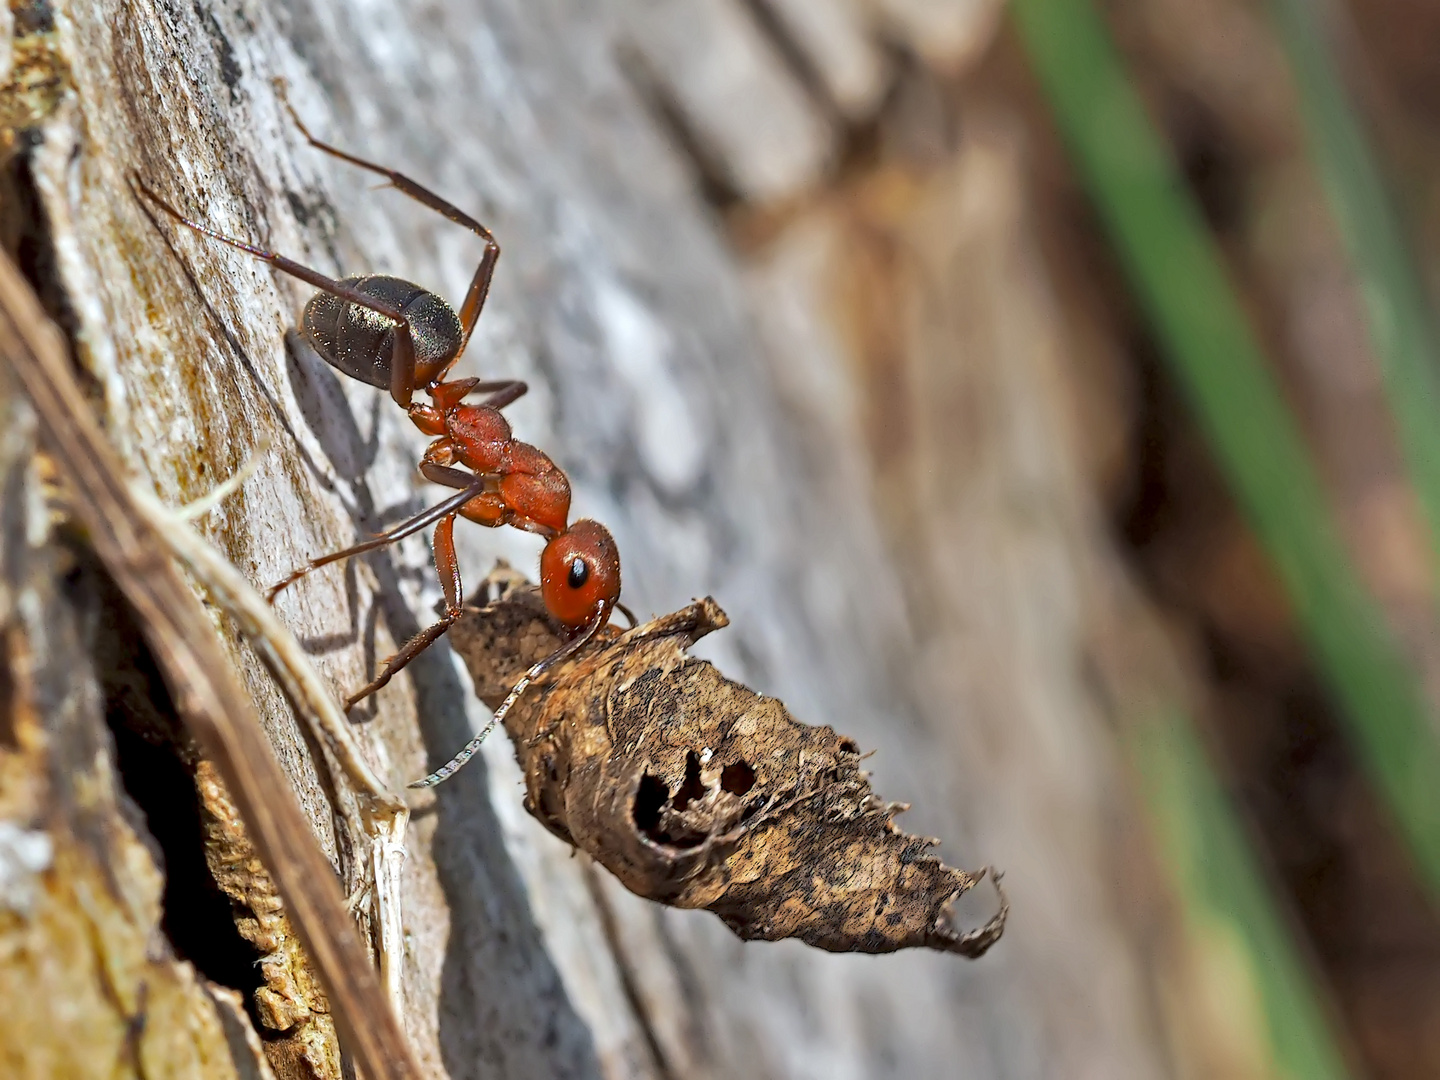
[135,89,623,784]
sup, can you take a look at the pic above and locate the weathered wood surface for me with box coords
[0,272,270,1079]
[0,0,1246,1077]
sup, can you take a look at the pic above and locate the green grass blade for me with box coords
[1011,0,1440,905]
[1267,0,1440,580]
[1128,710,1349,1080]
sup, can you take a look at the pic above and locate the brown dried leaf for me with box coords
[449,577,1007,957]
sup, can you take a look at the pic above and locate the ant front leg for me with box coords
[409,601,611,788]
[345,514,467,710]
[419,462,515,528]
[132,177,421,408]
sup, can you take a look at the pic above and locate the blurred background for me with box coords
[618,0,1440,1076]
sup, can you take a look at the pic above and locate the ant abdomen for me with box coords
[304,275,461,390]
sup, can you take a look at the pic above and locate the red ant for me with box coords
[135,93,624,785]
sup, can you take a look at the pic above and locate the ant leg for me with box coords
[267,481,486,601]
[420,461,499,495]
[419,462,525,531]
[344,514,466,710]
[132,176,420,407]
[477,380,528,410]
[428,378,528,413]
[276,88,500,355]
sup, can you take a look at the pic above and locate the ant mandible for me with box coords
[135,89,624,780]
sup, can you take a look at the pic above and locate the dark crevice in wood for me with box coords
[0,133,80,348]
[86,559,268,1020]
[108,719,269,1003]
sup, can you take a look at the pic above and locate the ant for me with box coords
[135,90,625,786]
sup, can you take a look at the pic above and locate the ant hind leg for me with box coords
[131,175,421,406]
[274,80,500,356]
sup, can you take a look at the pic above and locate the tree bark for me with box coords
[1,1,1234,1078]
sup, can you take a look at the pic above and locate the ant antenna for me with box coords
[407,602,610,789]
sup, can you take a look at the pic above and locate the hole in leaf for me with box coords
[633,773,669,833]
[720,760,755,796]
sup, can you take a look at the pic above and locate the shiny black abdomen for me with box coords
[303,275,463,390]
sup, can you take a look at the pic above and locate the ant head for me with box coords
[540,519,621,629]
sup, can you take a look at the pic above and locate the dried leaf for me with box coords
[450,578,1007,957]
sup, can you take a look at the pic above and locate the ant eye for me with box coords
[567,556,589,589]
